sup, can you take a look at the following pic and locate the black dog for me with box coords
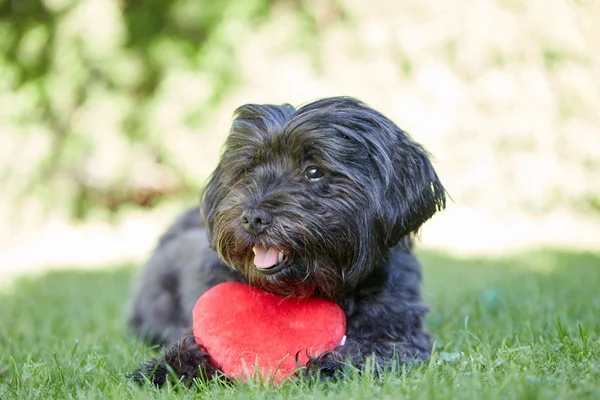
[128,97,446,386]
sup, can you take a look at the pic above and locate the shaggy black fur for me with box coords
[128,97,446,386]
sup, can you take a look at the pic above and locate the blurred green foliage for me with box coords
[0,0,345,219]
[1,0,598,227]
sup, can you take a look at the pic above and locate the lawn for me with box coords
[1,249,599,399]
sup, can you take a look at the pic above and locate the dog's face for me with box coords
[202,97,445,299]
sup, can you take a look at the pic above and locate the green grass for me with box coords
[1,249,599,399]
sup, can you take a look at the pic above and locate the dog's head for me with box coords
[201,97,445,299]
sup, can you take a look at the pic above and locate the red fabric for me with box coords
[192,282,346,384]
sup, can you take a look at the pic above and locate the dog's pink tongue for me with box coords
[253,246,279,269]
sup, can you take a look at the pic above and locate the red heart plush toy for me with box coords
[192,282,346,383]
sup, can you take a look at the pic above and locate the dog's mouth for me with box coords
[252,246,290,275]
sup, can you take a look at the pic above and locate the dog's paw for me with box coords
[303,351,344,379]
[302,345,359,380]
[127,357,173,387]
[301,338,369,381]
[128,334,221,387]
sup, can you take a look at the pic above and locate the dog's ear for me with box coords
[379,130,446,245]
[295,97,445,246]
[200,164,225,246]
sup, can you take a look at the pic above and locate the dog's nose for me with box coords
[240,208,272,235]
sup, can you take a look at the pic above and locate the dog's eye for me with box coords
[304,166,324,181]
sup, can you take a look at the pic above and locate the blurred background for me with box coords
[1,0,599,280]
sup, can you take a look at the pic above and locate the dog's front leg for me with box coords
[303,246,434,379]
[304,334,430,379]
[129,332,222,387]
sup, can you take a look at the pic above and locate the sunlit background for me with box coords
[1,0,599,280]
